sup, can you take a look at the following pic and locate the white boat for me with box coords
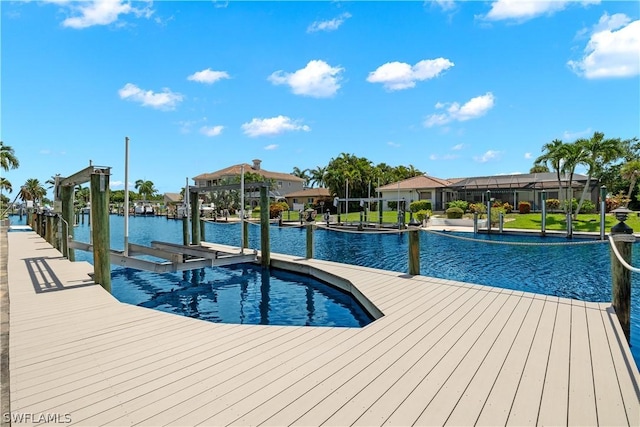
[134,202,155,216]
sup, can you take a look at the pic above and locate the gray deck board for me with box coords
[5,231,639,426]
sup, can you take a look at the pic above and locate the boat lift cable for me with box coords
[608,234,640,273]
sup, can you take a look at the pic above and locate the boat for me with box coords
[134,201,155,216]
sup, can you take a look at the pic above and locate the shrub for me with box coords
[580,200,596,214]
[415,209,431,222]
[546,198,560,210]
[563,198,578,213]
[387,201,398,210]
[253,206,261,213]
[518,201,531,214]
[269,202,289,218]
[491,207,506,226]
[492,199,503,208]
[447,200,468,212]
[469,203,486,216]
[502,202,513,213]
[410,200,432,212]
[446,207,464,219]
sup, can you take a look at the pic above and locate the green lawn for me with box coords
[502,213,640,233]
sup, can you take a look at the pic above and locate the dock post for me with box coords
[566,213,573,239]
[408,228,420,275]
[61,185,75,261]
[90,168,111,293]
[486,190,492,233]
[600,185,607,240]
[182,215,189,246]
[609,207,634,342]
[243,219,249,249]
[190,191,200,245]
[260,185,270,267]
[541,190,547,236]
[200,218,206,242]
[45,213,54,245]
[473,212,478,234]
[306,224,314,259]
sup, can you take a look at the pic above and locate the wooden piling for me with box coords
[200,219,206,242]
[610,231,633,342]
[190,191,200,245]
[90,170,111,293]
[45,214,54,246]
[61,185,75,261]
[306,224,314,259]
[260,185,270,267]
[182,215,189,246]
[408,229,420,275]
[243,219,249,249]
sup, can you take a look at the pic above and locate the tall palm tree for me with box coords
[535,139,566,202]
[308,166,327,188]
[560,142,587,216]
[20,178,46,207]
[292,167,310,187]
[574,132,624,215]
[0,178,12,195]
[621,159,640,200]
[0,141,19,172]
[135,179,157,201]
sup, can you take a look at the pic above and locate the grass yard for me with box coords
[503,212,640,233]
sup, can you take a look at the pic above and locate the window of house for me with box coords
[293,198,298,203]
[307,198,313,204]
[278,181,282,188]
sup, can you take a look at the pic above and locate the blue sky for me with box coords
[2,0,639,198]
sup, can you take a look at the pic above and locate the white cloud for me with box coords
[429,153,459,161]
[429,154,438,161]
[118,83,183,111]
[434,0,457,12]
[451,143,465,151]
[387,141,401,147]
[424,92,495,127]
[568,14,639,79]
[562,127,592,140]
[51,0,153,29]
[241,115,311,137]
[474,150,502,163]
[268,60,343,98]
[200,125,224,137]
[524,152,532,159]
[483,0,569,22]
[264,144,279,150]
[367,58,454,91]
[187,69,230,84]
[307,12,351,33]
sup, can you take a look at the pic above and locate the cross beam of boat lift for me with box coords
[68,240,257,273]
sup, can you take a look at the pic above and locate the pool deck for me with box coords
[3,227,640,426]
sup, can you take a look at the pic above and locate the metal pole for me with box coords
[240,165,245,253]
[345,178,349,222]
[124,136,130,256]
[486,190,492,233]
[499,212,504,233]
[541,189,547,236]
[473,212,478,234]
[600,185,607,240]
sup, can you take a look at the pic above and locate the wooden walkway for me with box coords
[5,229,639,426]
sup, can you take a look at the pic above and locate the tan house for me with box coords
[163,192,183,206]
[376,175,455,211]
[284,187,332,211]
[192,159,305,207]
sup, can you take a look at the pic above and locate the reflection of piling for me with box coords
[408,228,420,275]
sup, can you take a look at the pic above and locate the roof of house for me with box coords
[193,163,305,183]
[284,187,331,198]
[377,175,453,191]
[163,193,183,203]
[449,172,590,190]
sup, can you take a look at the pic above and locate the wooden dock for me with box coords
[4,229,639,426]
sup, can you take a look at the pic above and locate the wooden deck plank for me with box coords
[567,300,598,426]
[351,291,508,426]
[537,300,572,426]
[585,303,630,426]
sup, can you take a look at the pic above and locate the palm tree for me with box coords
[135,179,157,201]
[20,178,46,207]
[0,142,19,172]
[292,167,310,187]
[0,178,12,195]
[308,166,327,188]
[530,164,550,173]
[574,132,624,215]
[535,139,566,203]
[621,159,640,200]
[560,142,587,216]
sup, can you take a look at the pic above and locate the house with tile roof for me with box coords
[376,175,456,211]
[192,159,306,207]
